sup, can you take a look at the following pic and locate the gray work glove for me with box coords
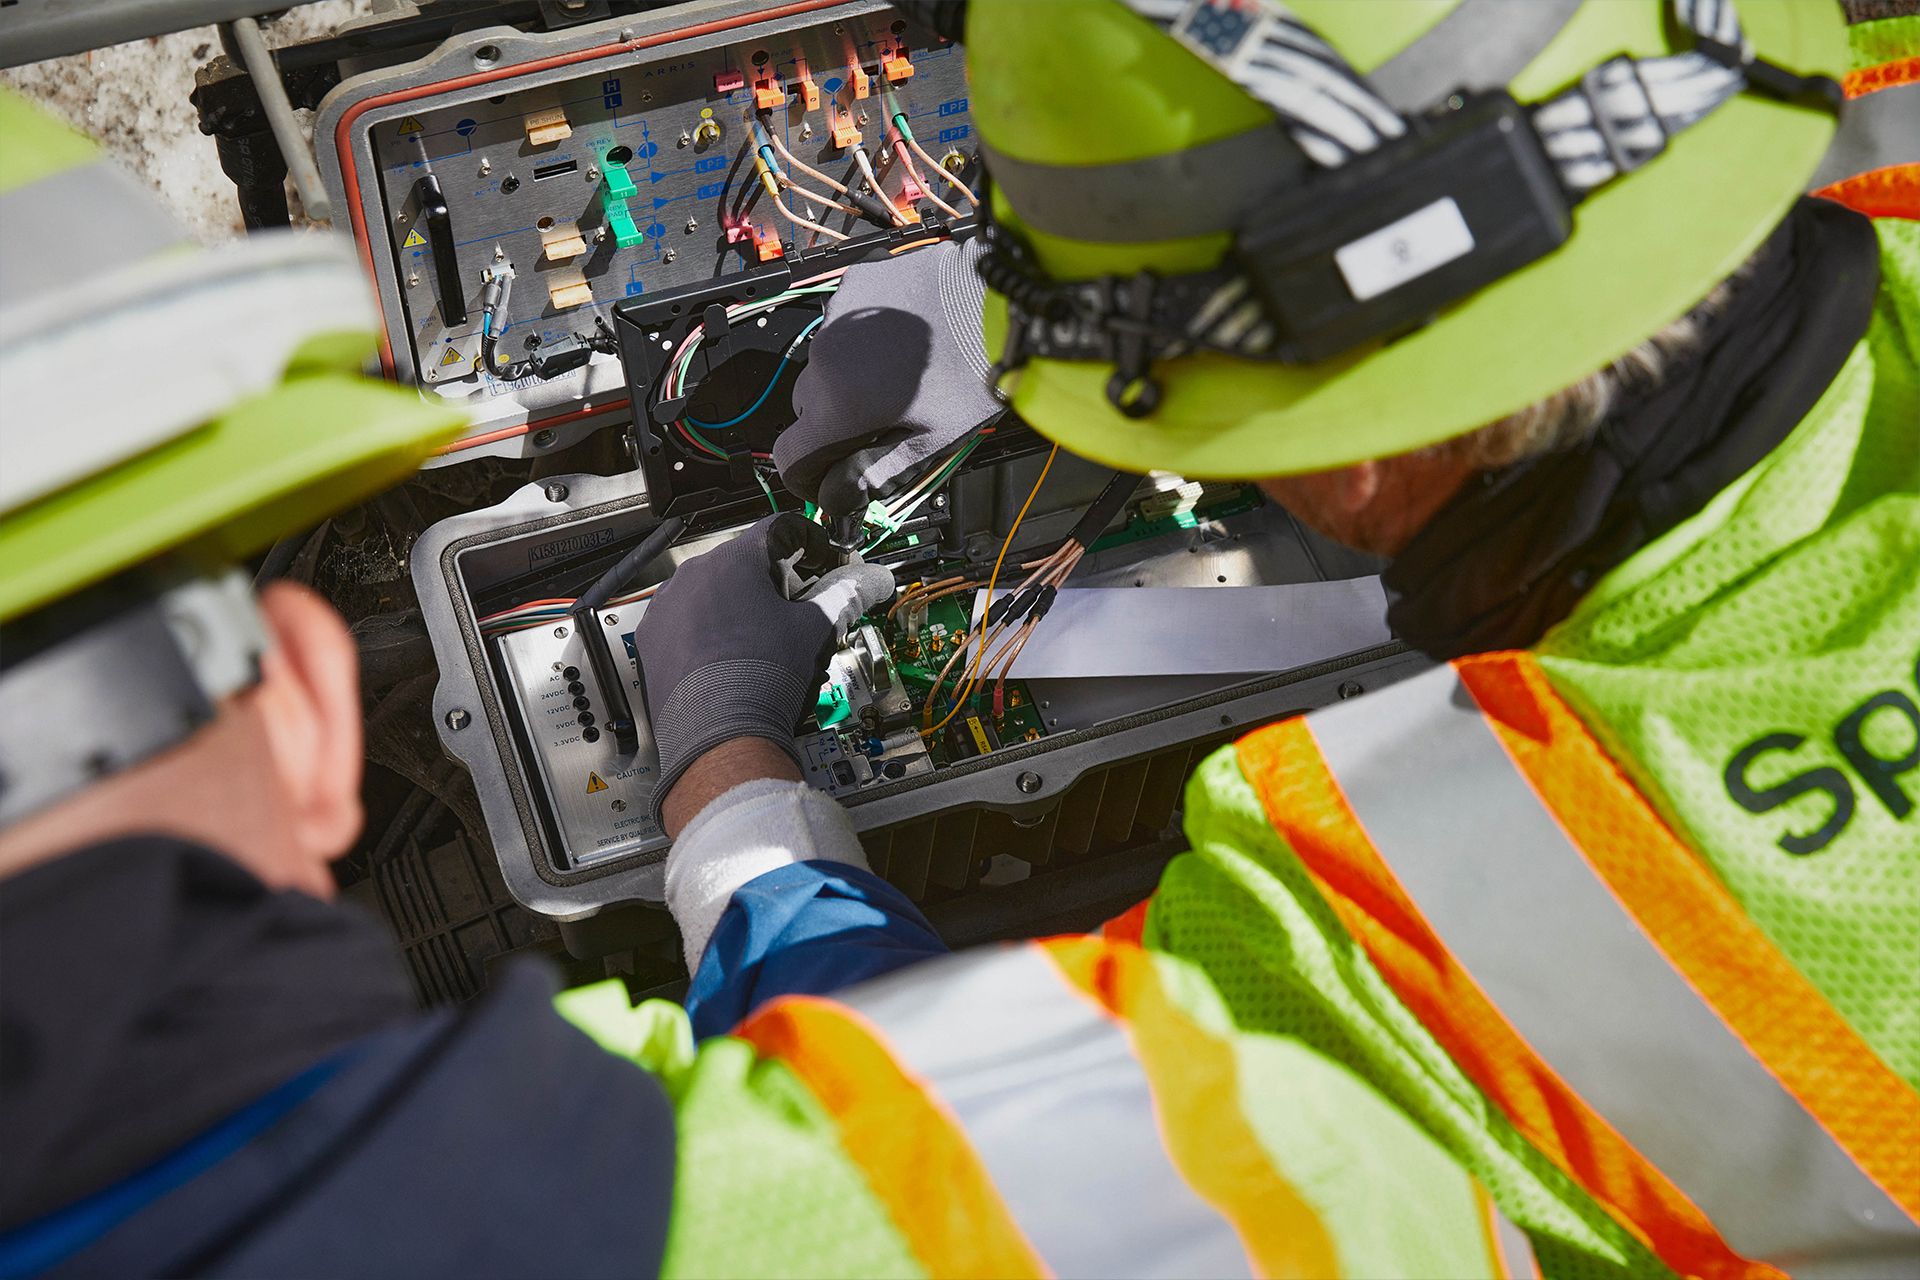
[772,237,1002,518]
[635,513,895,820]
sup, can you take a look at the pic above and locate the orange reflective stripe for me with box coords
[1816,165,1920,220]
[1235,720,1774,1280]
[734,997,1048,1279]
[1845,55,1920,96]
[1043,935,1342,1280]
[1100,896,1152,947]
[1458,652,1920,1224]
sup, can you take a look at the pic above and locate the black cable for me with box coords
[573,516,684,755]
[1065,471,1144,548]
[575,515,686,615]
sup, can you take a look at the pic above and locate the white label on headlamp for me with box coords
[1334,198,1475,302]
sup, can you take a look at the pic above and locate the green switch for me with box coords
[606,203,645,248]
[599,164,644,247]
[815,681,852,729]
[601,162,637,202]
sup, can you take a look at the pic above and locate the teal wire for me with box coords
[685,314,826,431]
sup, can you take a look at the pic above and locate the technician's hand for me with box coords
[772,237,1003,519]
[636,513,894,830]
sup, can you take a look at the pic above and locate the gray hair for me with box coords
[1432,242,1771,471]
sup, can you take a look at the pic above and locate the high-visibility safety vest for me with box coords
[1147,215,1920,1280]
[565,933,1528,1279]
[1812,12,1920,220]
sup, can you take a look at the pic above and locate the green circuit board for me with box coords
[883,594,1048,765]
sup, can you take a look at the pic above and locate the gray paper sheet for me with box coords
[976,578,1391,678]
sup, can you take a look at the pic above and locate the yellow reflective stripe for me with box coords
[1043,936,1342,1279]
[835,944,1255,1278]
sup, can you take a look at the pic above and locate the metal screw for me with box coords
[678,129,691,147]
[424,366,438,382]
[1016,771,1042,794]
[800,121,813,141]
[532,428,557,447]
[492,245,505,262]
[1219,714,1233,725]
[856,109,869,126]
[594,226,609,243]
[620,26,635,40]
[611,799,628,812]
[479,157,492,176]
[554,625,570,638]
[395,211,408,224]
[604,613,619,626]
[544,481,569,502]
[1337,680,1364,699]
[932,493,946,509]
[445,708,472,730]
[663,248,677,264]
[586,164,600,181]
[407,271,420,286]
[685,216,698,233]
[640,89,652,101]
[552,661,565,672]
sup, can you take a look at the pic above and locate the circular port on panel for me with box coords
[752,49,769,66]
[606,144,634,166]
[563,666,580,681]
[537,215,554,230]
[473,43,502,69]
[582,727,600,743]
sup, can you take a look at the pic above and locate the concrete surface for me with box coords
[2,3,371,243]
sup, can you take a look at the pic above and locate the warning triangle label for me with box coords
[397,115,425,135]
[585,772,609,794]
[438,346,464,367]
[403,227,427,248]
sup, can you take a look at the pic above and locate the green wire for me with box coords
[755,469,779,512]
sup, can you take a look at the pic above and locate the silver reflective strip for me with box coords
[1812,79,1920,192]
[838,945,1254,1279]
[1306,664,1919,1274]
[978,128,1306,243]
[0,160,187,303]
[1369,0,1584,113]
[1490,1201,1536,1280]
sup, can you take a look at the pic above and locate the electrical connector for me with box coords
[753,76,785,110]
[598,164,644,247]
[831,116,862,150]
[523,105,571,146]
[799,75,821,111]
[713,68,745,94]
[751,223,783,261]
[849,65,871,99]
[547,269,593,310]
[882,50,914,82]
[540,220,587,262]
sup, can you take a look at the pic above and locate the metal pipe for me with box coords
[224,16,331,222]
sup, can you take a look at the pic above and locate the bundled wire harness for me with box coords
[898,461,1142,735]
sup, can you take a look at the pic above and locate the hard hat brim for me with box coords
[980,0,1847,479]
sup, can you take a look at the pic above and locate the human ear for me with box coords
[1329,459,1383,516]
[253,582,365,878]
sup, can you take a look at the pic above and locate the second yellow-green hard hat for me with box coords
[966,0,1847,479]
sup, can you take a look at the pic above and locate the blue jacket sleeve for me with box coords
[683,860,948,1039]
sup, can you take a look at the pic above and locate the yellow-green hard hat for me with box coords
[968,0,1847,479]
[0,89,466,625]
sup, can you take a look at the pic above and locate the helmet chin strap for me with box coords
[0,570,268,829]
